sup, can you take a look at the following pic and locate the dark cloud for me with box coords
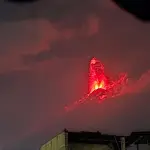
[22,37,97,64]
[22,29,150,78]
[1,0,101,28]
[22,50,53,64]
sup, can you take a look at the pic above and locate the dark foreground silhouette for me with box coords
[112,0,150,21]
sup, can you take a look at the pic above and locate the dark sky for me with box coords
[1,0,150,150]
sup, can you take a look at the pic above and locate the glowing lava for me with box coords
[65,57,128,112]
[89,57,107,93]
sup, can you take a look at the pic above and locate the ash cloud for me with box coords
[22,39,97,64]
[122,70,150,95]
[22,50,53,64]
[1,0,101,27]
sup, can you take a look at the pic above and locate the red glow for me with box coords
[89,57,107,93]
[65,57,128,112]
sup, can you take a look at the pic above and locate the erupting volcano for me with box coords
[65,57,128,112]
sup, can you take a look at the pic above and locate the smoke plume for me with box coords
[122,70,150,95]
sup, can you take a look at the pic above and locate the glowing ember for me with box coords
[65,57,128,112]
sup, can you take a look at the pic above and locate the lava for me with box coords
[89,57,107,93]
[65,57,128,112]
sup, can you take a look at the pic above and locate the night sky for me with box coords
[1,0,150,150]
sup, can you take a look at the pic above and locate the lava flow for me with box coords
[65,57,128,112]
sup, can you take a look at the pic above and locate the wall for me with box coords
[40,132,66,150]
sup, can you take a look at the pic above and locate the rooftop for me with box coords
[64,129,150,148]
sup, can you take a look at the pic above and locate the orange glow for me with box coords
[89,57,107,93]
[90,79,106,93]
